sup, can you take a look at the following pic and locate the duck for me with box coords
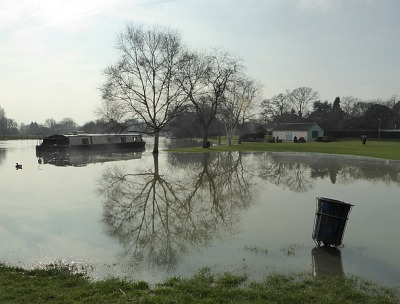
[15,163,22,170]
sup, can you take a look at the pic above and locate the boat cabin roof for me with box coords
[46,133,142,139]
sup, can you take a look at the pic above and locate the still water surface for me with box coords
[1,138,399,289]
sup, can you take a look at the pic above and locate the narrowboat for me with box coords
[36,132,145,153]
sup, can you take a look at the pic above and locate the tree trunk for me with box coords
[202,126,209,148]
[153,153,159,175]
[153,131,160,154]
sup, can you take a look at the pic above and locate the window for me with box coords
[312,131,319,138]
[121,137,126,143]
[82,138,89,145]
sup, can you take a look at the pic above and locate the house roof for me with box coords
[273,123,320,131]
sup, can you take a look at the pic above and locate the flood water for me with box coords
[1,138,399,289]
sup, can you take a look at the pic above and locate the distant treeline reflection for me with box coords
[257,153,400,192]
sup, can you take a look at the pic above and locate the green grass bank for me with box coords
[2,136,399,160]
[1,135,39,140]
[166,138,400,161]
[0,264,398,303]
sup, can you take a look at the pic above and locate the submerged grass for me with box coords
[165,138,400,160]
[0,264,398,303]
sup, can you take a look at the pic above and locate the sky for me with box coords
[1,0,399,126]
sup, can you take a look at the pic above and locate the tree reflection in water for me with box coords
[257,154,314,193]
[0,147,6,164]
[98,152,256,271]
[98,151,400,275]
[257,153,400,192]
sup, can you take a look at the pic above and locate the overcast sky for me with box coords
[1,0,399,125]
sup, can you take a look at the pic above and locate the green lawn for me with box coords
[166,139,400,160]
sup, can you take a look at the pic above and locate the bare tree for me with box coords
[178,50,240,148]
[100,25,188,154]
[341,96,363,118]
[44,118,57,130]
[287,87,319,118]
[59,117,78,133]
[218,75,261,145]
[0,106,8,138]
[260,93,290,123]
[386,95,399,109]
[7,118,18,135]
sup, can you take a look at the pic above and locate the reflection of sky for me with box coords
[0,141,119,268]
[0,140,399,289]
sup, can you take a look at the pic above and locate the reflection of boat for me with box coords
[37,150,143,167]
[312,246,344,277]
[36,132,145,153]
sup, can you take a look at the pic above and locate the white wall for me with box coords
[272,131,308,141]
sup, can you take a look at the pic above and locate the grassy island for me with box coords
[0,264,398,303]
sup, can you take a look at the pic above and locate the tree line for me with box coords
[1,24,399,150]
[261,90,400,134]
[0,108,116,139]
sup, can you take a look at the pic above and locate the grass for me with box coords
[0,135,39,140]
[165,138,400,160]
[0,264,398,303]
[3,136,399,160]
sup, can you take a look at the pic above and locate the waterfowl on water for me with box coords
[15,163,22,169]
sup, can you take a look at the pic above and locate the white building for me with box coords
[272,123,324,142]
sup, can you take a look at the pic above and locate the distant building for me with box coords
[272,123,323,142]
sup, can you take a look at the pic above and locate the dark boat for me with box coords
[36,132,145,153]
